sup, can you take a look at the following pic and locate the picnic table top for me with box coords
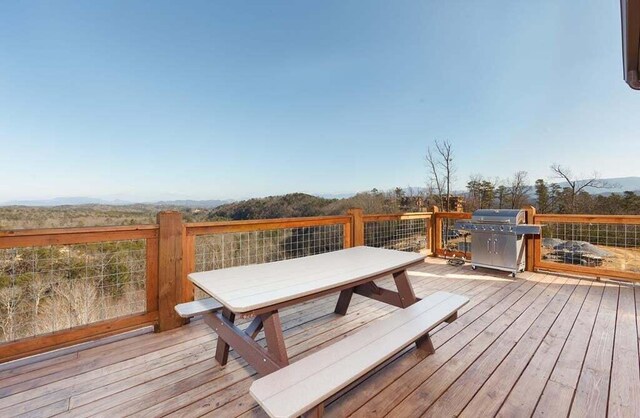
[188,246,425,313]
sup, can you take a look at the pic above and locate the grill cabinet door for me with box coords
[492,233,516,270]
[471,231,493,267]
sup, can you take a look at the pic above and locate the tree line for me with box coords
[426,140,637,215]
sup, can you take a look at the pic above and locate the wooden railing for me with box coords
[430,208,640,282]
[361,210,432,253]
[532,213,640,281]
[1,209,434,362]
[0,225,160,362]
[432,210,472,258]
[3,206,638,363]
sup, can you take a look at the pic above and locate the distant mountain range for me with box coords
[1,197,231,208]
[565,176,640,195]
[3,177,639,207]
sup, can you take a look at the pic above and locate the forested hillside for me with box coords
[207,189,426,221]
[0,204,212,230]
[208,193,336,220]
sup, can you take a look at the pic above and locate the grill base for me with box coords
[471,262,523,278]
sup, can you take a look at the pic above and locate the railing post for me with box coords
[157,211,186,331]
[182,230,195,303]
[347,208,364,246]
[343,221,353,248]
[430,206,440,256]
[523,206,536,272]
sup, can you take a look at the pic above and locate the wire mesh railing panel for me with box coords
[364,219,427,254]
[540,222,640,273]
[0,240,147,343]
[193,225,345,299]
[440,217,472,257]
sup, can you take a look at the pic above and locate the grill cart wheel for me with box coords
[471,265,477,270]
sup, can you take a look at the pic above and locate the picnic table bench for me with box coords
[251,291,467,417]
[184,246,468,417]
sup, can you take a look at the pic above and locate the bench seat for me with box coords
[250,291,468,418]
[174,297,223,318]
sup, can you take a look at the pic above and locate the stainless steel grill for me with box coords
[454,209,541,277]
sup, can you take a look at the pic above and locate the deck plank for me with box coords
[569,283,620,417]
[452,277,585,417]
[496,279,593,417]
[351,274,561,417]
[0,260,634,418]
[325,275,520,417]
[608,285,640,417]
[533,280,606,417]
[386,274,569,417]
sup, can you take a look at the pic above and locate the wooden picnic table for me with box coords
[188,246,425,375]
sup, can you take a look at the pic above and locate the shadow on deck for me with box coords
[1,258,639,417]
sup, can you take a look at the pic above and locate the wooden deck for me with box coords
[1,258,639,417]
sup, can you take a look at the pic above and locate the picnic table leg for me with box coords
[262,310,289,366]
[334,288,354,315]
[214,308,235,366]
[393,269,418,308]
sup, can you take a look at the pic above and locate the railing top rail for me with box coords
[434,212,472,219]
[0,224,159,249]
[0,224,158,237]
[534,214,640,224]
[185,215,351,236]
[362,212,432,222]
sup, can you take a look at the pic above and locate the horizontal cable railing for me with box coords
[0,225,159,362]
[534,214,640,281]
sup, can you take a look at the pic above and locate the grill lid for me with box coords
[471,209,523,224]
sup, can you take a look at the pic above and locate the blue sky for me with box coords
[1,1,638,202]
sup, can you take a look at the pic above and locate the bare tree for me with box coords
[29,274,51,317]
[550,164,609,213]
[426,140,455,211]
[508,171,531,209]
[0,287,24,342]
[38,280,100,334]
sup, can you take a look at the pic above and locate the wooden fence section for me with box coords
[0,225,160,362]
[362,211,432,253]
[2,208,639,363]
[533,213,640,281]
[432,210,472,258]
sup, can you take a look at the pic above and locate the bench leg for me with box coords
[416,333,435,356]
[334,288,354,315]
[215,308,235,366]
[445,311,458,323]
[304,403,324,417]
